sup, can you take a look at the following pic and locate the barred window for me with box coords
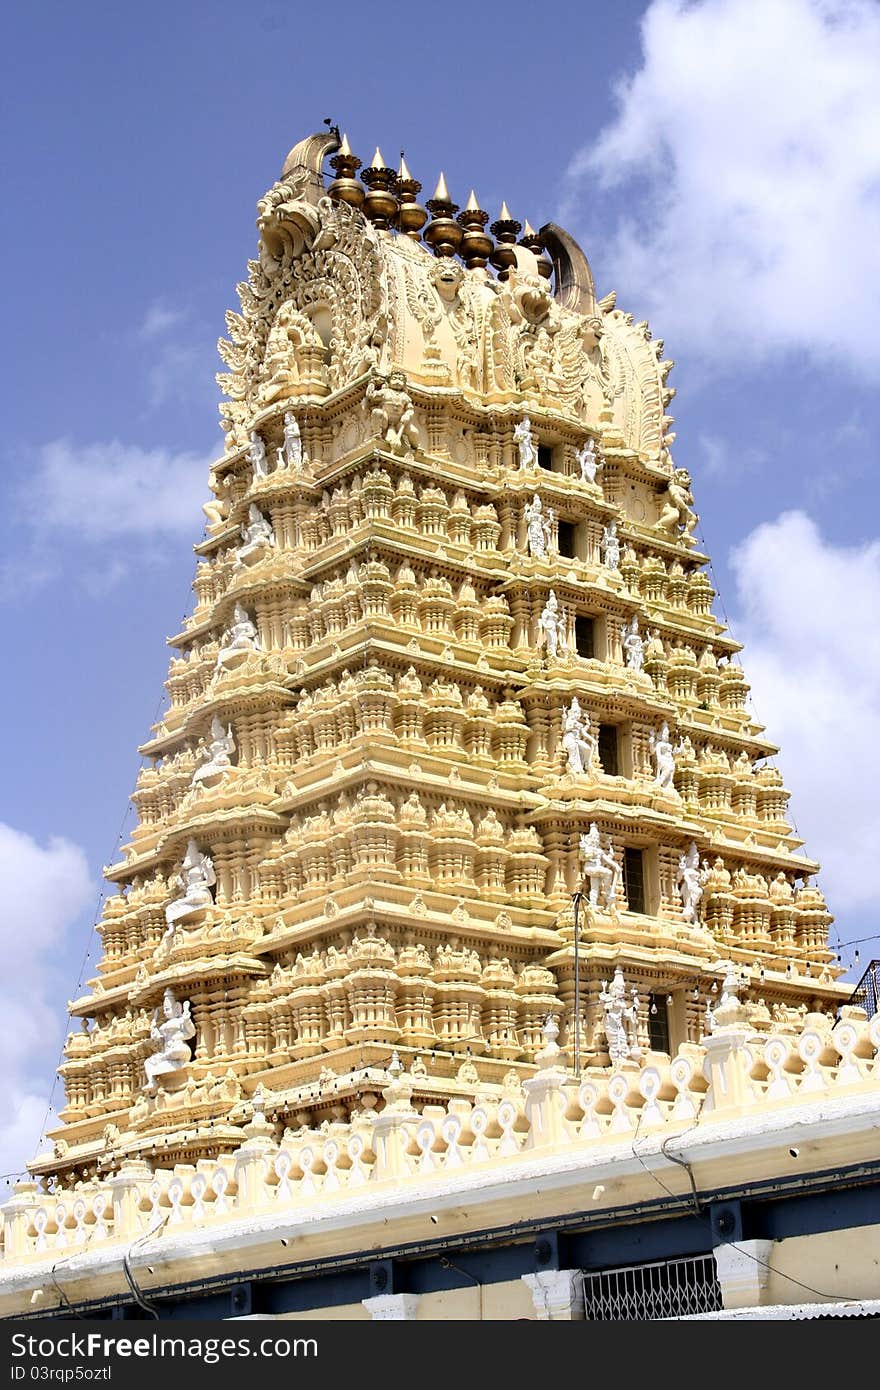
[582,1254,723,1320]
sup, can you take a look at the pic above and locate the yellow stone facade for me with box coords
[21,128,852,1201]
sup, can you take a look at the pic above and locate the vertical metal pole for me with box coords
[572,891,582,1077]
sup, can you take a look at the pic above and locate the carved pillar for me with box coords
[522,1271,584,1320]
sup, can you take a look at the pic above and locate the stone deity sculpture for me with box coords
[143,988,196,1094]
[236,504,275,566]
[217,603,261,667]
[677,841,703,922]
[599,967,641,1065]
[579,823,621,911]
[538,589,567,659]
[277,411,304,470]
[248,430,270,479]
[576,437,602,485]
[650,721,677,790]
[601,522,620,570]
[365,370,420,456]
[165,840,216,927]
[657,467,698,537]
[514,416,537,471]
[192,716,235,785]
[623,616,644,673]
[524,494,553,558]
[562,697,596,776]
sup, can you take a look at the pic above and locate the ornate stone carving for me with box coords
[165,840,216,927]
[524,494,553,558]
[562,698,596,775]
[650,722,676,790]
[236,504,275,567]
[601,522,620,570]
[677,842,703,922]
[623,616,644,672]
[514,416,537,471]
[192,716,235,787]
[143,989,195,1094]
[658,468,698,538]
[599,967,641,1065]
[539,590,567,660]
[248,430,270,478]
[277,411,305,469]
[576,437,602,484]
[579,824,620,911]
[365,370,420,456]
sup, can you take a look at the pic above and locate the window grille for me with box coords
[582,1254,723,1320]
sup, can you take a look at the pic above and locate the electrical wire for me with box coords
[629,1107,853,1305]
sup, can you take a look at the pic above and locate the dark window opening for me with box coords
[647,995,670,1053]
[623,847,646,914]
[537,445,554,470]
[557,520,576,557]
[574,616,595,658]
[598,723,619,777]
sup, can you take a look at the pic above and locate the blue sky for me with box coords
[2,0,879,1177]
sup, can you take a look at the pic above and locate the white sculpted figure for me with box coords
[650,721,676,790]
[277,411,304,470]
[580,823,621,912]
[236,504,275,566]
[365,370,420,456]
[143,988,196,1093]
[217,603,261,668]
[677,841,703,923]
[524,494,553,558]
[562,697,596,776]
[192,716,235,785]
[165,839,216,927]
[247,430,270,478]
[514,416,537,471]
[576,437,602,485]
[599,967,641,1065]
[601,522,620,570]
[623,616,644,672]
[539,589,567,659]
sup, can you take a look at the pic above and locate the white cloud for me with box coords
[24,439,213,541]
[566,0,880,378]
[730,511,880,916]
[0,824,94,1178]
[138,300,186,341]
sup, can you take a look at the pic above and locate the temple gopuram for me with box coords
[2,129,878,1323]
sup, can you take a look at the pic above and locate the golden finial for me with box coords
[431,171,452,204]
[394,151,427,240]
[361,147,398,231]
[457,189,492,270]
[490,203,522,281]
[424,172,462,258]
[328,133,365,208]
[519,219,552,280]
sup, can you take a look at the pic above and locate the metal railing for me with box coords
[850,960,880,1021]
[582,1253,723,1320]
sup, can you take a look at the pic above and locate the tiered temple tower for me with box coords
[38,129,846,1187]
